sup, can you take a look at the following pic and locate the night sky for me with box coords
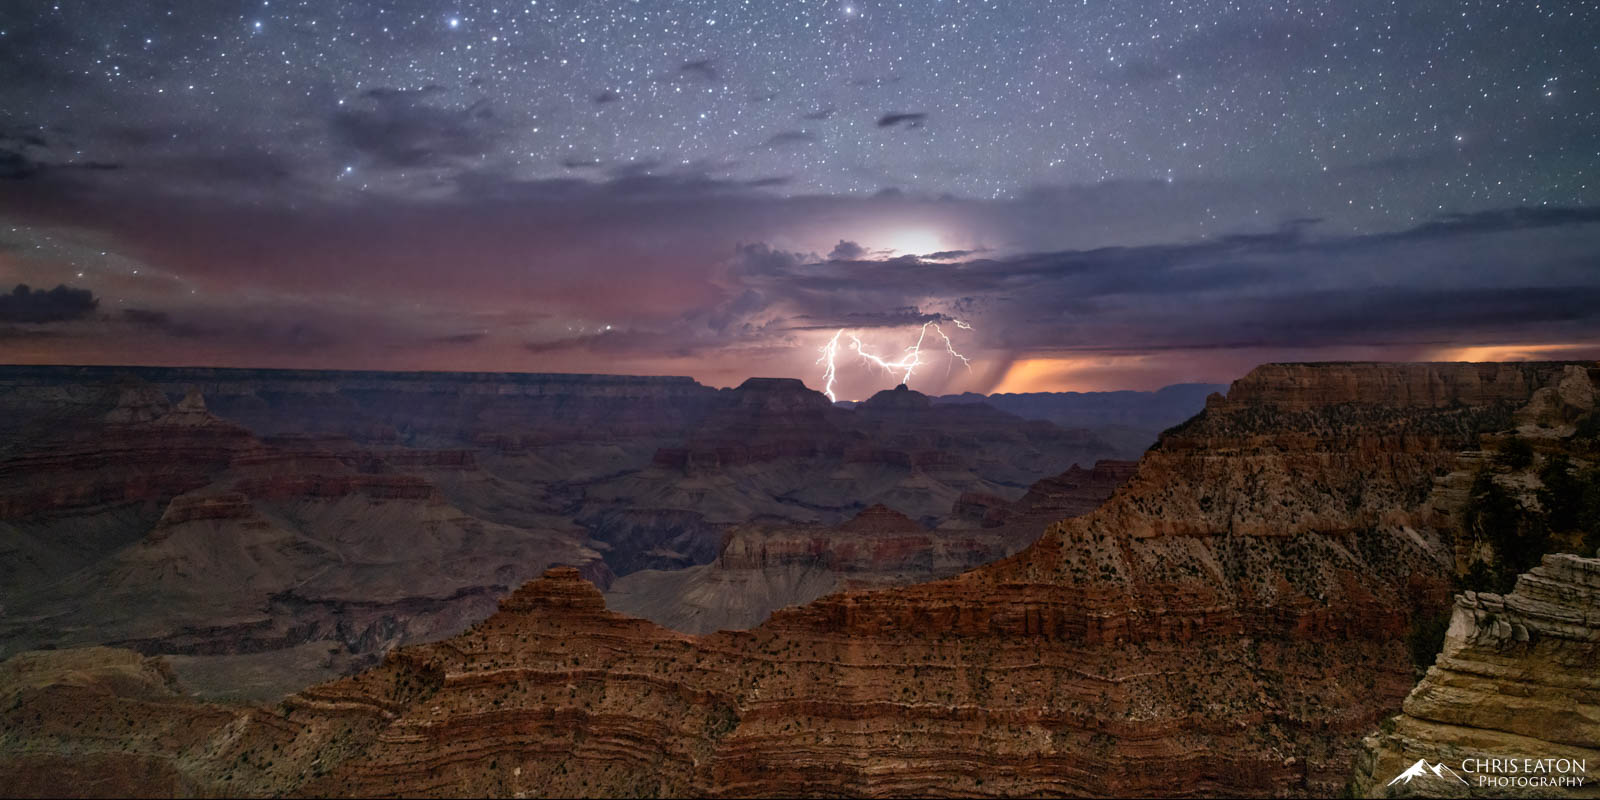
[1,0,1597,397]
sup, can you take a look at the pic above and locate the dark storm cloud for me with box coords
[0,150,38,181]
[706,204,1600,355]
[330,88,502,168]
[3,126,1597,383]
[877,112,928,129]
[788,309,948,330]
[1381,206,1600,241]
[0,284,98,323]
[593,90,620,104]
[0,131,123,181]
[117,302,349,351]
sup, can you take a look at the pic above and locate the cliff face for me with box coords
[605,461,1136,635]
[0,365,721,444]
[1351,553,1600,798]
[933,382,1227,454]
[3,360,1583,798]
[1,366,1132,699]
[0,381,608,700]
[634,380,1128,532]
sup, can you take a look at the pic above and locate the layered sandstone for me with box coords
[1,366,1140,700]
[3,361,1584,798]
[0,379,608,699]
[1351,553,1600,798]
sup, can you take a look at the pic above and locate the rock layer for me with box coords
[4,361,1587,797]
[1,367,1142,696]
[1351,553,1600,798]
[606,461,1136,634]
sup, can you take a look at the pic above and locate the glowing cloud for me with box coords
[883,229,943,255]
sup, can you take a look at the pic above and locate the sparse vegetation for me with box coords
[1495,436,1535,470]
[1537,454,1600,554]
[1462,469,1548,592]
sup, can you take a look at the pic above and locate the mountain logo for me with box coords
[1387,759,1471,787]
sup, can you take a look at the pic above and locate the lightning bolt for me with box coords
[817,329,843,402]
[817,320,972,401]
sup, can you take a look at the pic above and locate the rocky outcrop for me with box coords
[1221,361,1584,409]
[0,366,1136,700]
[1,361,1579,798]
[288,361,1555,798]
[591,379,1128,570]
[1351,553,1600,798]
[0,376,610,699]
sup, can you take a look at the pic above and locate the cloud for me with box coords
[432,331,488,345]
[0,283,98,322]
[3,124,1597,393]
[1383,206,1600,241]
[877,112,927,129]
[801,107,836,121]
[828,240,867,260]
[678,59,720,83]
[763,130,817,148]
[0,149,38,180]
[0,130,122,181]
[121,307,208,337]
[330,87,503,168]
[593,90,620,104]
[703,205,1600,360]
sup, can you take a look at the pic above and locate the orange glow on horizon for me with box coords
[990,355,1160,394]
[1433,342,1600,362]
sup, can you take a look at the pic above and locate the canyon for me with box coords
[606,460,1136,634]
[4,360,1594,797]
[0,366,1146,698]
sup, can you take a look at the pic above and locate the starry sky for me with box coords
[1,0,1597,397]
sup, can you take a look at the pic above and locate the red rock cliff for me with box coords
[1,361,1589,799]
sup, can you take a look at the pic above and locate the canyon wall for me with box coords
[5,361,1588,797]
[605,461,1136,634]
[0,367,1130,699]
[1351,553,1600,798]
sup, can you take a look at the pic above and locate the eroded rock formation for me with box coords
[1351,553,1600,798]
[605,461,1136,634]
[0,367,1137,699]
[4,361,1588,797]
